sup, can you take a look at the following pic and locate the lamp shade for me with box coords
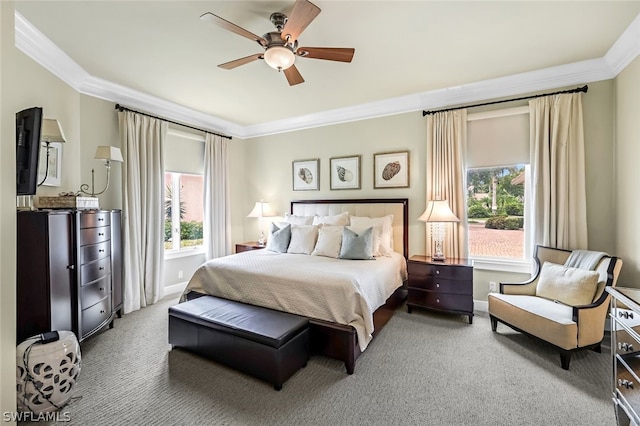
[418,200,460,223]
[263,46,295,70]
[247,201,277,218]
[94,146,123,162]
[41,119,66,143]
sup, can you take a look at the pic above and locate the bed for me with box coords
[181,198,409,374]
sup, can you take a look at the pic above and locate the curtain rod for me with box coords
[114,104,232,140]
[422,85,588,116]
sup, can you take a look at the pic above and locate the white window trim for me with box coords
[472,257,533,274]
[165,246,205,260]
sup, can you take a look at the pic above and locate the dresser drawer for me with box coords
[81,276,111,308]
[80,257,111,285]
[408,261,473,280]
[408,276,472,295]
[616,356,640,409]
[407,289,473,313]
[80,240,111,264]
[616,327,640,357]
[81,295,112,336]
[80,226,110,246]
[79,211,110,229]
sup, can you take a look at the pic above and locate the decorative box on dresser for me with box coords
[607,287,640,425]
[17,209,123,344]
[406,255,474,324]
[235,242,266,253]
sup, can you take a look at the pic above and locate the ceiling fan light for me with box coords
[264,46,295,71]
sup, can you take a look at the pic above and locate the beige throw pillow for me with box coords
[311,225,344,258]
[287,225,319,255]
[536,262,600,306]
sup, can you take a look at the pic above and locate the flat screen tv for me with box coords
[16,107,43,196]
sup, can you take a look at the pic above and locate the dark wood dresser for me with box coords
[17,209,122,344]
[406,255,474,324]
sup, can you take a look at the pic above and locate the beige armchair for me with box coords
[488,245,622,370]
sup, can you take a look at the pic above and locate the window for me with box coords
[164,172,204,252]
[467,165,528,260]
[466,106,531,268]
[163,128,205,255]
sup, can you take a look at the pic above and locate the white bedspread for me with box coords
[181,250,407,351]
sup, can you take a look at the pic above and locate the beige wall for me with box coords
[615,55,640,288]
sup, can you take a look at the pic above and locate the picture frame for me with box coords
[37,142,63,187]
[373,150,409,189]
[330,155,361,190]
[292,158,320,191]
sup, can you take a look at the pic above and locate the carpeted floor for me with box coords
[42,295,616,425]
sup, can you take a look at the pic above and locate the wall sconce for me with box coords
[246,200,277,246]
[79,146,123,197]
[38,119,66,186]
[418,198,460,261]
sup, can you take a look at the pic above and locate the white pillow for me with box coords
[312,211,350,226]
[287,225,319,254]
[536,262,600,306]
[284,213,314,225]
[311,225,344,258]
[349,215,394,256]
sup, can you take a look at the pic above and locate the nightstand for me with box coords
[235,242,266,253]
[406,255,474,324]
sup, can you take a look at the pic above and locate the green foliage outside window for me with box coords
[467,165,525,225]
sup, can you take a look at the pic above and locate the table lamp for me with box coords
[418,198,460,261]
[247,201,277,246]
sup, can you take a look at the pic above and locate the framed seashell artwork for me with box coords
[330,155,361,190]
[292,158,320,191]
[373,151,409,188]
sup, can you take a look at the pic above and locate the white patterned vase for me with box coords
[16,331,81,413]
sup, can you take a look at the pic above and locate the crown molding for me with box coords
[14,10,640,140]
[605,13,640,75]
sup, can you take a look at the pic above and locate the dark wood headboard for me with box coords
[290,198,409,259]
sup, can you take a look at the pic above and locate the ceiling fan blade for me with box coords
[296,47,355,63]
[200,12,267,46]
[281,0,321,44]
[283,65,305,86]
[218,53,263,70]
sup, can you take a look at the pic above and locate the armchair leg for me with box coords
[490,315,497,332]
[591,343,602,353]
[560,351,571,370]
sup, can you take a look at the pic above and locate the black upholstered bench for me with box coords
[168,295,309,390]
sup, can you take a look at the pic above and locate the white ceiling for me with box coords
[13,1,640,138]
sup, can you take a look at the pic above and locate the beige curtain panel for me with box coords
[425,110,469,259]
[529,93,587,250]
[119,110,168,313]
[204,133,232,260]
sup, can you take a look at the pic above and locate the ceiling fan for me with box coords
[200,0,355,86]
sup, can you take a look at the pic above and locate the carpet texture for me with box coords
[45,295,616,425]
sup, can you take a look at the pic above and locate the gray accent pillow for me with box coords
[338,227,375,260]
[266,223,291,253]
